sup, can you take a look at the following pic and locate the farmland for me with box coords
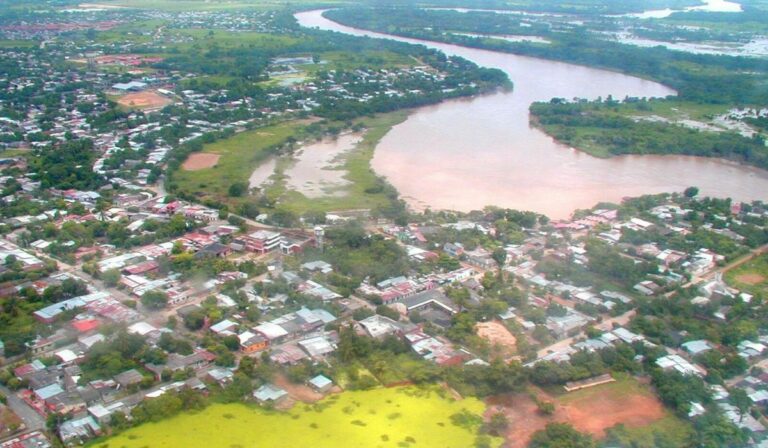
[88,386,501,448]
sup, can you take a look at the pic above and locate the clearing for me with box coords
[486,376,689,448]
[725,252,768,295]
[735,273,766,285]
[117,90,173,110]
[182,153,220,171]
[475,321,517,356]
[0,405,23,438]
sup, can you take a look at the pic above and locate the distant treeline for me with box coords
[325,7,768,105]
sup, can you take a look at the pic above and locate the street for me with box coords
[0,383,45,432]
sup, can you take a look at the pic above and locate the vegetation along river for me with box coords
[296,10,768,219]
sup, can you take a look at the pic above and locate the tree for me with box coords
[546,303,568,317]
[529,423,595,448]
[684,186,700,198]
[228,182,248,197]
[730,388,751,423]
[492,248,507,268]
[483,412,509,436]
[101,268,121,287]
[184,309,206,330]
[693,410,749,448]
[141,290,168,310]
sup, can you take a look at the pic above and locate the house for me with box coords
[112,81,147,91]
[0,431,52,448]
[59,415,101,446]
[656,354,706,377]
[308,374,333,393]
[241,230,282,254]
[253,384,288,404]
[301,260,333,274]
[633,280,660,296]
[206,367,234,386]
[195,242,231,259]
[402,289,458,314]
[463,247,497,270]
[357,314,411,339]
[114,369,144,389]
[546,310,592,338]
[239,331,269,353]
[443,242,464,258]
[681,340,713,356]
[210,319,238,336]
[298,335,336,359]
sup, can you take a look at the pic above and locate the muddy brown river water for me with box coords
[296,10,768,219]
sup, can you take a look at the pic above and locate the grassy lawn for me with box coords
[616,414,693,448]
[309,51,415,72]
[87,386,501,448]
[0,39,36,48]
[174,29,301,48]
[725,253,768,296]
[172,121,303,205]
[0,148,31,158]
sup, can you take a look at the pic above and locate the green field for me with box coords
[0,39,37,48]
[173,111,409,214]
[172,120,303,204]
[89,386,501,448]
[725,253,768,296]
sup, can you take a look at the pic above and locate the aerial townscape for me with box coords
[0,0,767,447]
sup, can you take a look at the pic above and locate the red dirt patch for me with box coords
[476,321,516,356]
[0,405,23,438]
[117,90,173,110]
[182,153,220,171]
[486,393,552,448]
[560,389,665,437]
[273,373,341,404]
[487,382,666,448]
[735,273,765,285]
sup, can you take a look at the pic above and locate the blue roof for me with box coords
[34,297,87,320]
[253,384,287,402]
[309,375,332,389]
[35,383,64,400]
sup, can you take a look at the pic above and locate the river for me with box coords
[295,10,768,219]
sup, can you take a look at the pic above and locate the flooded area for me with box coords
[248,156,277,189]
[623,0,742,18]
[296,10,768,219]
[452,32,551,44]
[283,133,363,198]
[613,33,768,58]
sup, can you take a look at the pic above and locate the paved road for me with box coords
[0,384,45,432]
